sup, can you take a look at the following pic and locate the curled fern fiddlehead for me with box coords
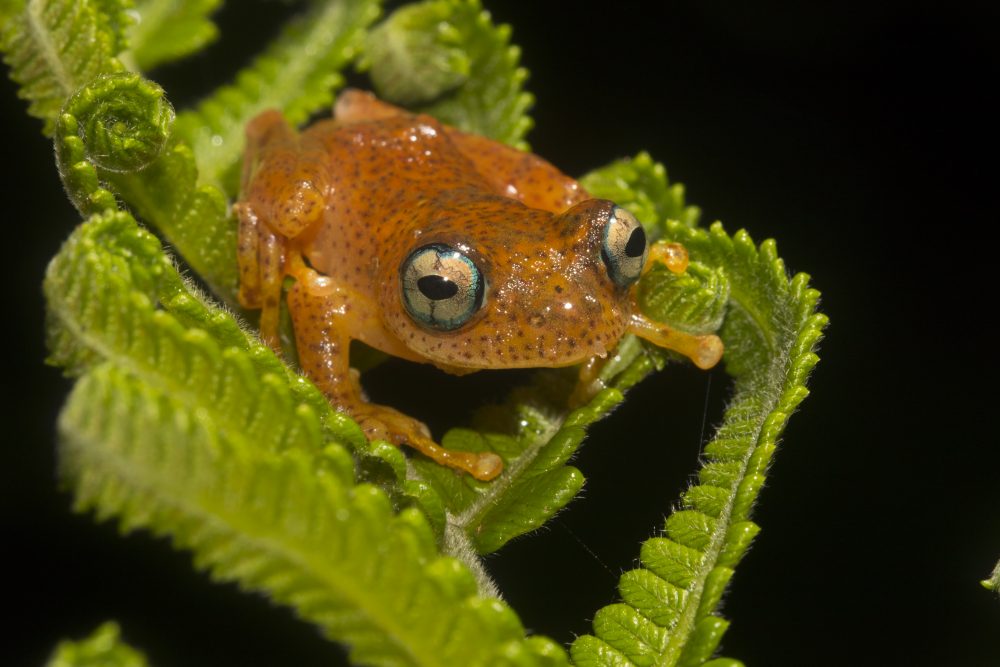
[61,72,173,173]
[55,72,173,215]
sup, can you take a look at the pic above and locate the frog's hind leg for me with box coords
[445,129,592,214]
[235,202,286,349]
[237,110,330,349]
[285,257,503,481]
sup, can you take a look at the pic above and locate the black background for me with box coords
[3,1,998,665]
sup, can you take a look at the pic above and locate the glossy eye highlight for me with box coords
[401,244,485,330]
[601,205,648,288]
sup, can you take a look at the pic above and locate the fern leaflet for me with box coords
[364,0,532,148]
[127,0,221,71]
[0,0,125,134]
[173,0,382,196]
[45,622,150,667]
[49,210,569,667]
[983,558,1000,593]
[569,216,826,664]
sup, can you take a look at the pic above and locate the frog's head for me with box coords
[378,197,648,371]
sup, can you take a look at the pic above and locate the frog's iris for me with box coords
[601,206,648,288]
[401,244,485,330]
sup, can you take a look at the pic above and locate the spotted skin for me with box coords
[236,90,722,481]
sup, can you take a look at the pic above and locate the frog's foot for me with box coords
[334,89,407,123]
[352,404,504,481]
[629,312,723,370]
[568,355,607,408]
[646,241,689,275]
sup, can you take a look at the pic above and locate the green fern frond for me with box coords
[43,67,238,301]
[982,558,1000,593]
[172,0,381,196]
[61,365,569,667]
[579,152,701,231]
[410,154,719,555]
[49,210,569,665]
[0,0,126,134]
[363,0,470,105]
[44,210,363,464]
[570,219,826,665]
[127,0,221,71]
[90,0,132,54]
[46,622,149,667]
[366,0,532,148]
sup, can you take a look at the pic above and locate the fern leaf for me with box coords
[173,0,381,196]
[90,0,132,54]
[366,0,532,148]
[983,558,1000,593]
[47,69,237,301]
[46,622,149,667]
[127,0,221,71]
[2,4,236,300]
[579,152,701,231]
[44,210,363,463]
[410,155,720,555]
[0,0,125,135]
[60,366,569,667]
[362,0,470,106]
[49,210,567,666]
[569,218,826,665]
[111,137,238,300]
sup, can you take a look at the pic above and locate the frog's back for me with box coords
[298,113,494,292]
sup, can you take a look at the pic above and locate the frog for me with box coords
[235,89,723,482]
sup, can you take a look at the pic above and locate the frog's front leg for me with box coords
[236,110,330,347]
[286,260,503,481]
[627,241,724,370]
[571,241,723,405]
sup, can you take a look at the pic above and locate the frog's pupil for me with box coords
[625,226,646,258]
[418,274,458,300]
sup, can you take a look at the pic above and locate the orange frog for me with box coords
[236,90,722,481]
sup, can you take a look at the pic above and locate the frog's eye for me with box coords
[401,244,486,331]
[601,205,648,288]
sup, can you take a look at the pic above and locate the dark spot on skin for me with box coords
[554,285,563,293]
